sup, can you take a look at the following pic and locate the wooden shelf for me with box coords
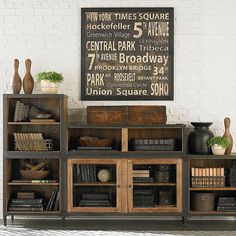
[8,182,59,186]
[190,187,236,191]
[7,122,60,125]
[155,205,176,208]
[133,182,176,186]
[73,182,116,186]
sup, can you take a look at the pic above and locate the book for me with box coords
[49,188,58,210]
[10,203,44,208]
[217,206,236,212]
[218,197,236,203]
[81,165,87,182]
[218,203,236,207]
[53,191,60,211]
[79,200,110,204]
[79,200,111,207]
[81,193,109,200]
[73,164,77,182]
[93,164,97,182]
[77,164,82,182]
[133,173,150,178]
[11,198,44,205]
[12,180,58,183]
[87,164,91,182]
[133,177,154,183]
[30,119,56,123]
[133,170,150,174]
[17,192,35,199]
[8,206,44,212]
[46,188,58,211]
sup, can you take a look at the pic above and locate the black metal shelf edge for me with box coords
[187,154,236,159]
[66,212,183,217]
[5,211,61,215]
[67,123,186,129]
[66,150,184,157]
[5,151,61,158]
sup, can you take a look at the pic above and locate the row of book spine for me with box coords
[191,167,225,187]
[46,188,60,211]
[73,164,97,182]
[191,167,225,177]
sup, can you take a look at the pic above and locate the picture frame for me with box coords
[81,8,174,100]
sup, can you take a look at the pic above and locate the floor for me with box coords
[1,219,236,236]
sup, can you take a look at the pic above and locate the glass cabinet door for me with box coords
[67,158,122,212]
[127,158,182,213]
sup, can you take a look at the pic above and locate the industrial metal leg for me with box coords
[3,216,7,226]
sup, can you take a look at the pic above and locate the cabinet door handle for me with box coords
[117,185,120,188]
[128,185,132,189]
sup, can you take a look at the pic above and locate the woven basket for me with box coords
[20,170,50,180]
[79,138,112,147]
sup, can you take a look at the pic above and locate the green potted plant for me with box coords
[37,71,63,94]
[207,136,229,155]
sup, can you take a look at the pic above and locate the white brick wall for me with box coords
[1,0,236,215]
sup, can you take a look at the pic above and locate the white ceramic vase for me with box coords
[40,80,60,94]
[212,144,226,155]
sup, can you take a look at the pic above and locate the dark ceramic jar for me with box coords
[188,122,214,154]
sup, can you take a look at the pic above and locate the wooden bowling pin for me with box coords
[23,59,34,94]
[12,59,22,94]
[223,117,233,155]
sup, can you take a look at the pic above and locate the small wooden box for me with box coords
[87,106,167,125]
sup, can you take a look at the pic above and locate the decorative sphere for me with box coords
[98,169,111,182]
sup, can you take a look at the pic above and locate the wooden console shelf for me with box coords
[4,94,236,226]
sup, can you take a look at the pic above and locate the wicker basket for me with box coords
[20,170,50,180]
[79,138,112,147]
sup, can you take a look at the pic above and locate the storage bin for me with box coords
[191,193,215,212]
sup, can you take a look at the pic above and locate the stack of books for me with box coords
[217,197,236,212]
[133,169,153,183]
[9,192,44,212]
[79,193,111,207]
[133,190,154,207]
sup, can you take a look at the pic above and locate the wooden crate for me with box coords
[87,106,166,125]
[127,106,167,125]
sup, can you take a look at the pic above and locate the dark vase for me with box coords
[188,122,214,154]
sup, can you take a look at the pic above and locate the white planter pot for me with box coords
[40,80,60,94]
[212,144,226,155]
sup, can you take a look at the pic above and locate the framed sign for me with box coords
[81,8,174,100]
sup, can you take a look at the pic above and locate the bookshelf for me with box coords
[3,94,67,226]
